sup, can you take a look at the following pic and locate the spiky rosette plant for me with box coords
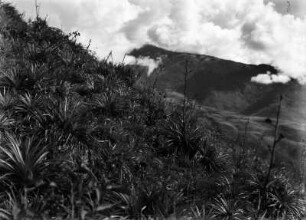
[163,109,203,159]
[210,195,245,220]
[0,132,49,189]
[246,173,306,219]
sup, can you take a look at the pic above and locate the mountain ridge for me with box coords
[1,3,305,218]
[130,44,306,171]
[130,44,295,115]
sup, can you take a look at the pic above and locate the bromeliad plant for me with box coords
[0,2,305,219]
[0,132,49,189]
[246,173,305,220]
[210,195,245,220]
[163,108,203,159]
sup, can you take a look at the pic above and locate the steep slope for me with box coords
[130,45,300,114]
[130,44,306,122]
[131,44,306,170]
[0,3,305,219]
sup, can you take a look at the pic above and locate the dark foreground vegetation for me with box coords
[0,2,305,219]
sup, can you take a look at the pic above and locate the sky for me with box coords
[8,0,306,84]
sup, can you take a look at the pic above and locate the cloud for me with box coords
[251,71,291,84]
[9,0,306,84]
[125,55,162,75]
[266,0,306,18]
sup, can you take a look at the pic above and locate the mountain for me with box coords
[130,44,306,168]
[130,44,306,120]
[130,45,296,114]
[1,3,305,218]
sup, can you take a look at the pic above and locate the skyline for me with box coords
[9,0,306,84]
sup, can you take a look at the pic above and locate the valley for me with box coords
[131,44,306,173]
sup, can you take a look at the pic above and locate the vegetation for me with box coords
[0,2,305,219]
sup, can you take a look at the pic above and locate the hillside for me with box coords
[0,3,305,220]
[130,44,300,115]
[131,44,306,172]
[131,45,306,132]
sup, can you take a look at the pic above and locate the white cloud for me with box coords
[8,0,306,84]
[125,56,162,75]
[251,71,291,84]
[266,0,306,18]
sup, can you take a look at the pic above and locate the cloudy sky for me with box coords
[8,0,306,83]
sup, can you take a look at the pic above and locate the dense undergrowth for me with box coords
[0,2,305,219]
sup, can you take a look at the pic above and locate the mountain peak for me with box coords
[131,43,295,115]
[129,44,175,58]
[130,44,278,73]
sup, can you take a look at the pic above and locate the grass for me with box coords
[0,1,305,219]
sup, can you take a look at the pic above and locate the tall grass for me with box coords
[0,2,305,219]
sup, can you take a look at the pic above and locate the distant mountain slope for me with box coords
[1,3,305,219]
[130,44,302,119]
[130,45,306,167]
